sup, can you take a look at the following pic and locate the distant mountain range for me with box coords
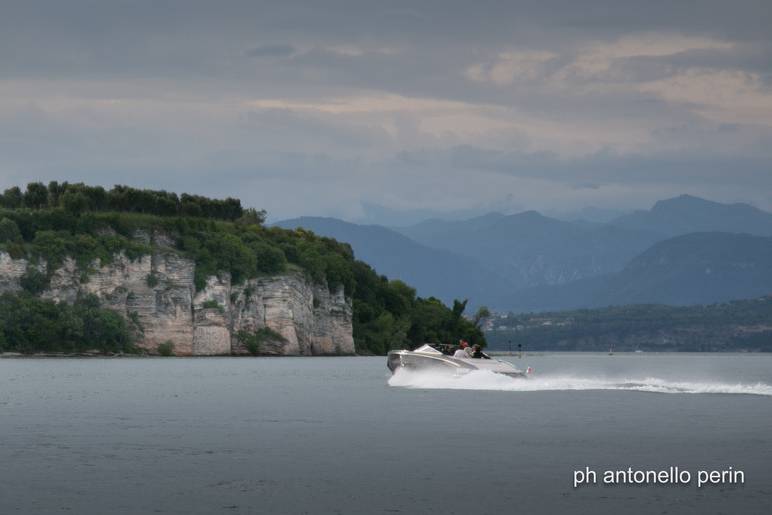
[276,195,772,312]
[547,206,629,224]
[352,201,493,227]
[273,217,515,307]
[395,211,660,290]
[610,194,772,237]
[508,232,772,311]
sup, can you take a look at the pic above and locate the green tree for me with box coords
[212,233,256,284]
[1,187,23,208]
[61,191,90,215]
[0,218,22,243]
[252,241,287,274]
[473,306,491,328]
[47,181,67,207]
[0,292,135,354]
[20,267,49,294]
[157,341,175,356]
[31,231,70,268]
[237,208,267,226]
[23,182,49,209]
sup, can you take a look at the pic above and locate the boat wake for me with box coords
[388,369,772,396]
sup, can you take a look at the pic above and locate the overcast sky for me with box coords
[1,0,771,221]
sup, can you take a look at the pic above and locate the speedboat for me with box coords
[387,344,531,378]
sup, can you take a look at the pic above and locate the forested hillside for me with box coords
[0,182,485,354]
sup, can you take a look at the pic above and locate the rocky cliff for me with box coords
[0,246,354,356]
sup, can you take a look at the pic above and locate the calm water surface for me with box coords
[1,353,770,514]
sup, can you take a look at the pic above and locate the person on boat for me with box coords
[461,340,475,358]
[472,344,491,359]
[453,343,469,359]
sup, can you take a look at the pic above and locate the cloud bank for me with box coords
[0,0,770,220]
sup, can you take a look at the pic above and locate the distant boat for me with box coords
[608,346,614,356]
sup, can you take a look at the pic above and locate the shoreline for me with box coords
[2,351,770,359]
[0,352,362,359]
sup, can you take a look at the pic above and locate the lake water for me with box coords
[1,353,771,514]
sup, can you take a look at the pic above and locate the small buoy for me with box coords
[526,366,533,375]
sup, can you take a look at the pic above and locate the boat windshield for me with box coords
[413,344,443,355]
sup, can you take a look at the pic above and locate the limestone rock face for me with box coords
[0,249,354,356]
[193,274,232,356]
[228,274,354,356]
[41,253,196,355]
[0,253,29,294]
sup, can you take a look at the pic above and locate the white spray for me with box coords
[388,368,772,396]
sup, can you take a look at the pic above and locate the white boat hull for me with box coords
[387,346,528,378]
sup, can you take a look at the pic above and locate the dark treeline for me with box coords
[486,298,772,352]
[0,182,258,222]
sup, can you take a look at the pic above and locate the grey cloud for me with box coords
[432,144,772,191]
[240,107,393,152]
[609,44,772,84]
[2,1,770,79]
[246,44,296,58]
[572,183,602,191]
[661,44,772,73]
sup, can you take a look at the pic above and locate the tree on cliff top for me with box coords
[0,182,248,222]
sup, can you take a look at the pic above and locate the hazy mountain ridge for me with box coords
[279,196,772,312]
[507,232,772,312]
[396,210,661,290]
[610,194,772,237]
[273,216,515,306]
